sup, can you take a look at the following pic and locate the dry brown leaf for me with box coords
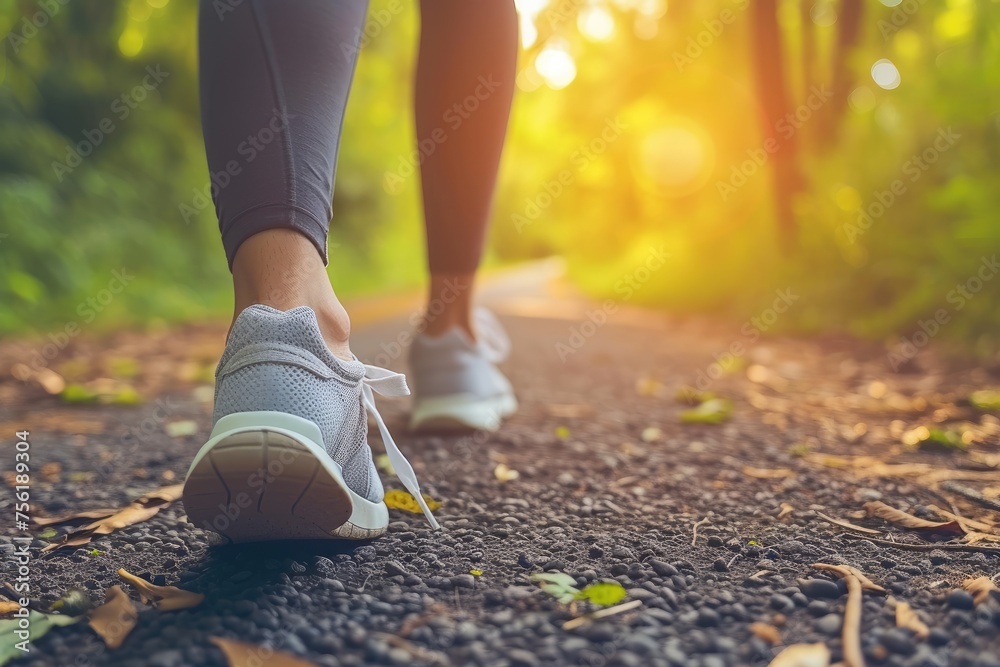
[863,501,965,536]
[118,569,204,611]
[749,621,782,646]
[0,600,21,615]
[895,601,929,640]
[38,484,185,551]
[815,511,882,535]
[963,577,1000,605]
[925,505,997,534]
[812,563,886,593]
[742,466,794,479]
[766,642,830,667]
[136,484,184,506]
[33,509,120,527]
[777,503,795,520]
[964,532,1000,545]
[88,586,138,649]
[210,637,319,667]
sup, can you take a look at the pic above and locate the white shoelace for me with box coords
[360,364,441,530]
[473,307,511,364]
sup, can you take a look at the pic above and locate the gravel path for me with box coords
[2,290,1000,667]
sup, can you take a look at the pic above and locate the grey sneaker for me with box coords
[183,305,438,543]
[408,308,518,432]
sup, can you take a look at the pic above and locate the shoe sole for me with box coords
[182,411,388,543]
[410,393,518,433]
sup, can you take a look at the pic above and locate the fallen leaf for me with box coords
[895,601,929,640]
[766,643,830,667]
[925,505,996,534]
[576,581,627,607]
[811,563,885,593]
[88,587,137,649]
[165,420,198,438]
[530,572,579,604]
[39,484,186,551]
[36,368,67,395]
[0,602,19,616]
[970,389,1000,411]
[493,463,519,482]
[555,425,571,439]
[963,577,1000,605]
[210,637,318,667]
[863,501,965,536]
[49,588,92,615]
[117,569,204,612]
[743,467,794,479]
[680,398,733,425]
[777,503,795,520]
[0,611,79,665]
[383,489,442,515]
[61,383,99,404]
[963,532,1000,545]
[469,569,483,577]
[750,622,782,646]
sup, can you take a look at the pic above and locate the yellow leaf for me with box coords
[494,463,520,482]
[383,489,442,515]
[555,426,570,439]
[118,569,204,612]
[470,569,483,577]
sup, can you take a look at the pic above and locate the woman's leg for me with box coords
[415,0,518,338]
[198,0,368,359]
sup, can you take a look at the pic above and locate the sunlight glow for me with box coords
[515,0,551,49]
[578,7,615,42]
[871,59,901,90]
[849,86,877,112]
[535,45,577,90]
[636,123,715,196]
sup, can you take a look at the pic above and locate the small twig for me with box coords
[562,599,643,630]
[726,553,740,570]
[841,573,865,667]
[691,517,710,546]
[816,511,881,535]
[839,532,1000,555]
[941,481,1000,514]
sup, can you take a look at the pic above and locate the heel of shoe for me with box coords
[182,411,388,542]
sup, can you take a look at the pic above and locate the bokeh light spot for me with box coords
[118,26,144,58]
[535,45,576,90]
[578,7,615,42]
[635,122,715,196]
[849,86,876,113]
[871,59,901,90]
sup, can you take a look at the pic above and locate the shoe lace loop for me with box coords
[473,308,511,364]
[360,364,441,530]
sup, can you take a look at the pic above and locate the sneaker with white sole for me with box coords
[408,308,518,432]
[182,305,439,543]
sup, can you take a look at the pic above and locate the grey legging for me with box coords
[198,0,517,273]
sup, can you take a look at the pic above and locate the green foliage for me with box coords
[970,390,1000,411]
[530,572,628,607]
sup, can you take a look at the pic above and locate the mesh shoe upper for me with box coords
[213,305,383,503]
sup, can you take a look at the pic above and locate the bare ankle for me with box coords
[421,273,476,339]
[231,230,353,358]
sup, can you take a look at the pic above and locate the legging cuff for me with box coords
[222,204,329,270]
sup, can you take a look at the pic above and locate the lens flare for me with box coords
[871,59,901,90]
